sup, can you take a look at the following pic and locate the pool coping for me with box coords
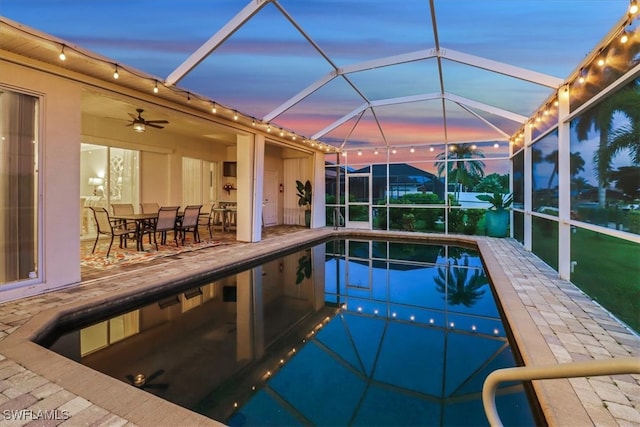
[1,228,638,426]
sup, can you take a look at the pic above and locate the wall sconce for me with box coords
[223,183,235,195]
[88,177,104,195]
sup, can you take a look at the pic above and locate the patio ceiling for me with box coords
[0,0,633,153]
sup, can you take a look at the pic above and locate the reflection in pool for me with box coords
[46,239,537,426]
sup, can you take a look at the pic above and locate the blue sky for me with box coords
[1,0,631,148]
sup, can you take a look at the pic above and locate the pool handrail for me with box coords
[482,357,640,427]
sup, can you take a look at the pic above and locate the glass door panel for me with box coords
[347,174,370,229]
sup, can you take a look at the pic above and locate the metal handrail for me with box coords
[482,357,640,427]
[333,207,345,230]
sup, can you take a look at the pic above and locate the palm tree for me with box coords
[544,150,586,190]
[434,256,488,308]
[435,143,485,203]
[575,81,640,207]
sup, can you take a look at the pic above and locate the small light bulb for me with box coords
[621,32,629,43]
[629,1,638,15]
[597,58,605,67]
[212,103,217,114]
[153,81,158,94]
[234,111,238,120]
[357,151,362,156]
[410,147,415,153]
[429,147,434,152]
[493,143,500,149]
[59,46,66,61]
[113,65,119,79]
[391,149,396,154]
[374,149,379,155]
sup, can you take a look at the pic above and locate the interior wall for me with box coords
[141,152,169,206]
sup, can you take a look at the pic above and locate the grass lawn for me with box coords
[571,228,639,333]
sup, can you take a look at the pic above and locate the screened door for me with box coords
[346,173,371,229]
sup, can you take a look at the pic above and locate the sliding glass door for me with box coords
[0,89,39,286]
[81,143,139,239]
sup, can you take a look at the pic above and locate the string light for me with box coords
[630,0,638,15]
[410,147,415,153]
[234,110,238,120]
[58,44,66,61]
[153,80,158,94]
[357,150,362,156]
[391,148,396,154]
[212,102,217,114]
[113,64,119,79]
[578,68,586,84]
[252,118,256,126]
[429,147,434,152]
[374,149,379,155]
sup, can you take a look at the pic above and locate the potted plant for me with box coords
[476,192,513,237]
[296,179,312,227]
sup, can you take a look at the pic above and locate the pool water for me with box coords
[46,239,537,426]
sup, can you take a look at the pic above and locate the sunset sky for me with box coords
[1,0,630,152]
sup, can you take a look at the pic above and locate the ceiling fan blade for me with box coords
[146,120,169,124]
[147,124,165,129]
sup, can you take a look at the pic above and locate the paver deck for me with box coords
[0,228,638,426]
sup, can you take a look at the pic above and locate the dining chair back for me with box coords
[150,206,179,249]
[177,205,202,244]
[197,203,215,239]
[111,203,135,215]
[90,207,134,257]
[140,202,160,214]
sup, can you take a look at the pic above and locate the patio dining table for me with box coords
[111,212,183,251]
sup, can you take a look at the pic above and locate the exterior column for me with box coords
[524,124,533,251]
[311,151,326,228]
[236,134,264,242]
[557,86,571,279]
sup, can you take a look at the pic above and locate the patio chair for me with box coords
[143,206,179,250]
[110,203,137,245]
[140,202,160,214]
[90,207,136,257]
[197,203,215,239]
[176,205,202,244]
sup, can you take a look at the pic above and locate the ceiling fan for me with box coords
[127,108,169,132]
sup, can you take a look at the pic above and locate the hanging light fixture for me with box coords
[113,64,119,79]
[234,111,238,120]
[630,0,638,15]
[133,122,146,133]
[59,44,66,61]
[212,102,217,114]
[153,80,159,94]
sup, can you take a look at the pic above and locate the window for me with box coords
[0,89,39,285]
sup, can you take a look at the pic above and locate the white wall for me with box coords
[1,60,82,300]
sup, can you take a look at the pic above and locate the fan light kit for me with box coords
[127,108,169,133]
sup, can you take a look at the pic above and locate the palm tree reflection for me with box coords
[434,256,488,308]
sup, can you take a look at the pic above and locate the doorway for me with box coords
[346,173,371,229]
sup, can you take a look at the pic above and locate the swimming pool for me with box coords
[44,238,538,426]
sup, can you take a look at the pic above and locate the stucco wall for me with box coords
[1,60,82,300]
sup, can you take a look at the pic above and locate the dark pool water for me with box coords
[46,239,537,426]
